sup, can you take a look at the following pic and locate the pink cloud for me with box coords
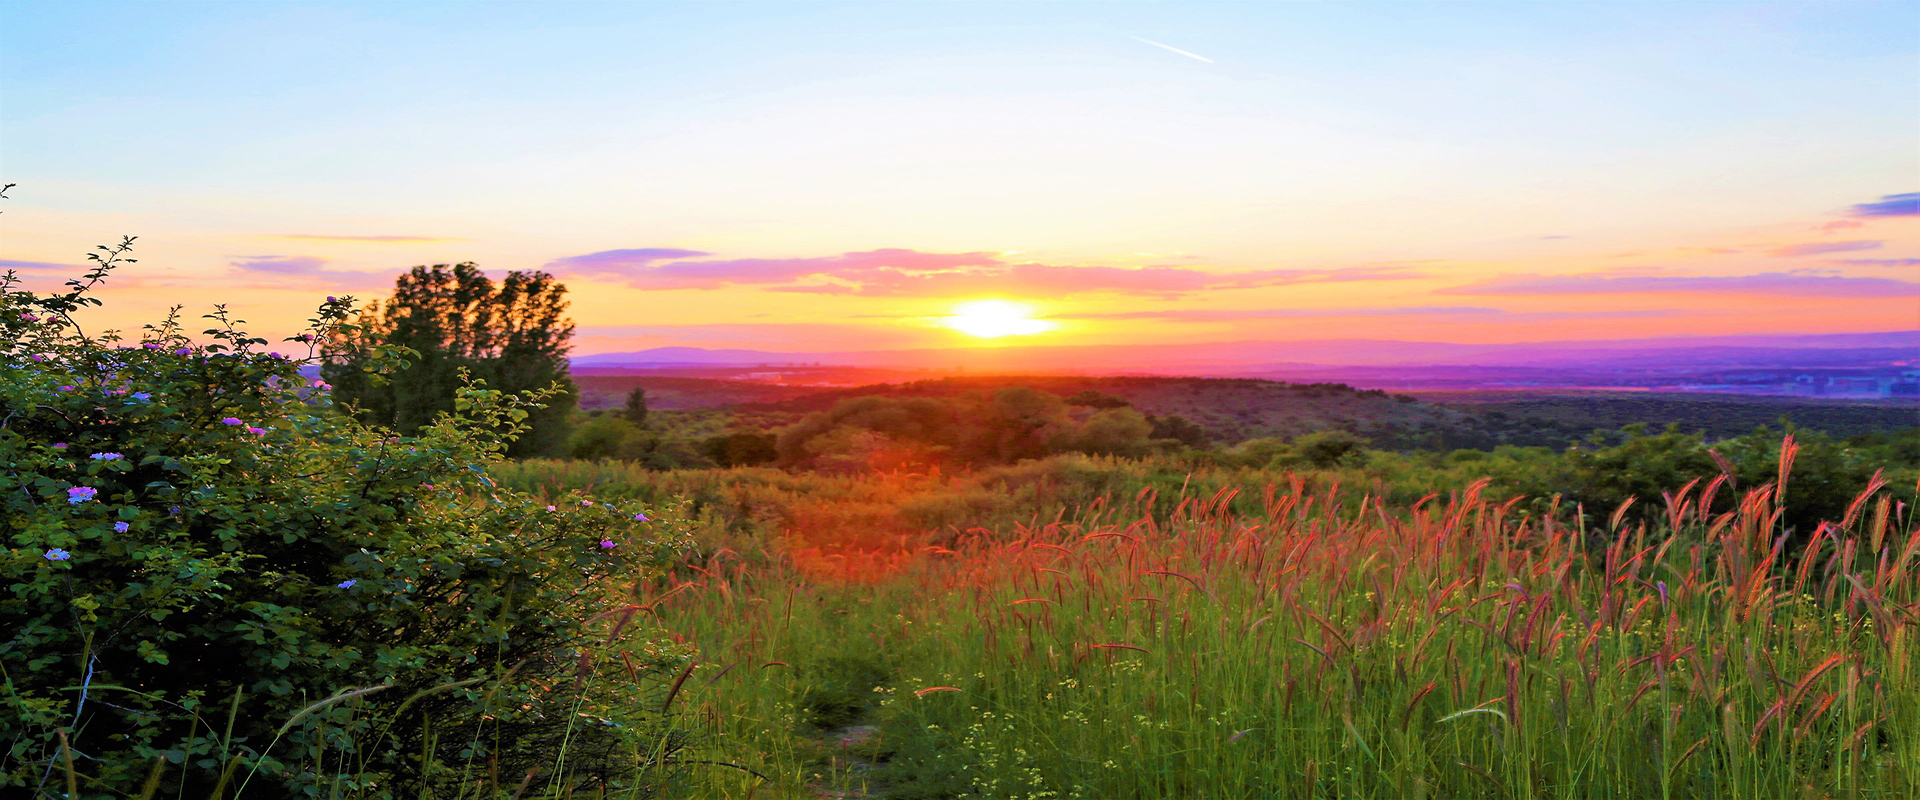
[1440,270,1920,298]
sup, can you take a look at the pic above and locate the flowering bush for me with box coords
[0,242,691,796]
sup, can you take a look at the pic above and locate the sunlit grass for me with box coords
[622,447,1919,799]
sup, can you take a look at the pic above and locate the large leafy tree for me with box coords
[323,263,577,457]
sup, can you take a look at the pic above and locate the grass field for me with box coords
[500,443,1920,799]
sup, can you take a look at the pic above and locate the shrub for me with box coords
[1533,423,1882,538]
[1290,429,1368,468]
[0,247,690,797]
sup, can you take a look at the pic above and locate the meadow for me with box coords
[498,442,1920,799]
[8,247,1916,797]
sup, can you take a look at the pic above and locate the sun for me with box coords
[942,300,1057,339]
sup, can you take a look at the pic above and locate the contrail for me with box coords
[1129,35,1214,64]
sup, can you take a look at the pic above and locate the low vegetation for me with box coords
[1,250,691,798]
[505,447,1920,799]
[7,232,1916,798]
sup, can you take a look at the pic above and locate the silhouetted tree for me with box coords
[622,386,650,426]
[1149,414,1211,448]
[1057,408,1154,457]
[703,431,779,467]
[1293,429,1367,468]
[1066,390,1131,409]
[323,263,577,457]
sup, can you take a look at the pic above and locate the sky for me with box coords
[2,0,1916,356]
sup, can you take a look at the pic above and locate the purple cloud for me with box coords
[1849,192,1920,218]
[0,258,82,272]
[229,256,395,289]
[233,256,331,275]
[1768,240,1883,258]
[1836,258,1920,268]
[1051,306,1673,322]
[545,248,715,276]
[774,263,1427,298]
[1053,306,1506,321]
[1440,271,1920,298]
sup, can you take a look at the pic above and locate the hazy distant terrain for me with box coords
[577,372,1920,450]
[1421,390,1920,439]
[574,330,1920,398]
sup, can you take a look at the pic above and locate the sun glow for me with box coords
[942,300,1057,339]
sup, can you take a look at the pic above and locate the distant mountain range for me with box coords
[573,331,1920,371]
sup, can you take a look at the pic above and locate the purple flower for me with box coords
[143,343,161,350]
[633,513,651,522]
[130,392,152,401]
[336,579,357,589]
[29,354,46,362]
[51,443,68,450]
[545,505,557,511]
[113,521,130,533]
[43,548,70,561]
[311,380,330,390]
[420,484,435,490]
[267,352,283,360]
[599,540,617,549]
[221,417,243,426]
[581,500,593,507]
[57,385,75,392]
[248,427,267,435]
[173,347,191,356]
[326,296,338,303]
[19,313,38,322]
[90,452,123,461]
[66,487,97,504]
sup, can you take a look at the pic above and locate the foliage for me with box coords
[1055,408,1155,458]
[700,431,779,468]
[1064,390,1130,409]
[1510,423,1884,537]
[769,389,1195,471]
[323,262,578,458]
[1145,413,1210,448]
[0,250,690,797]
[1290,428,1368,468]
[566,412,719,471]
[1437,391,1920,441]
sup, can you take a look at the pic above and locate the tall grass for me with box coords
[596,447,1919,798]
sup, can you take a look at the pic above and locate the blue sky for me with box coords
[3,1,1915,351]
